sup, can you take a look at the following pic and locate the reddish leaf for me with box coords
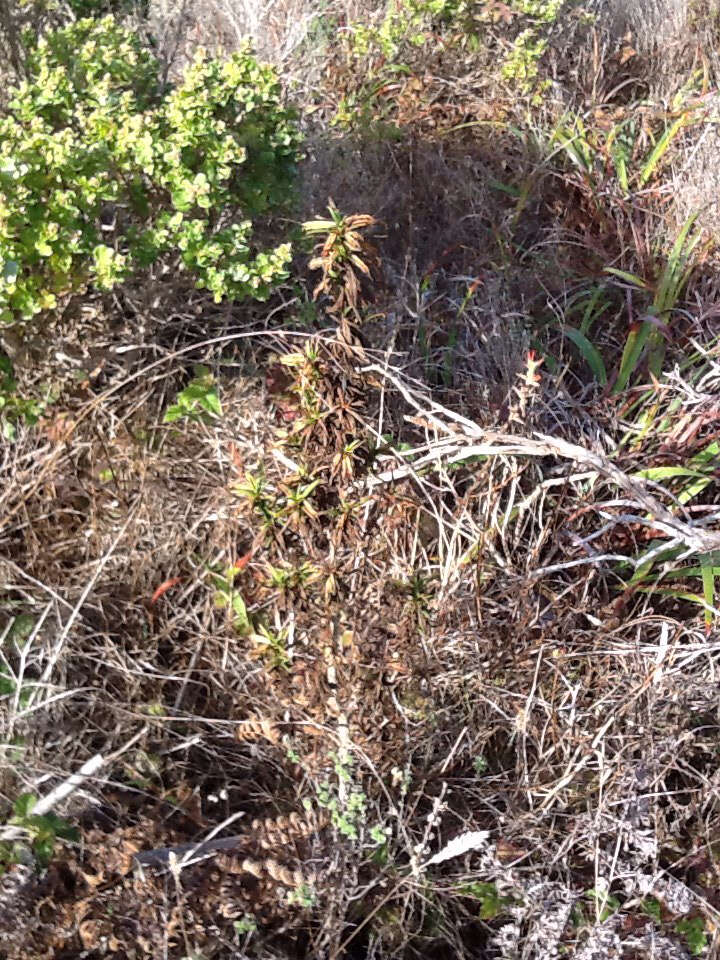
[150,577,182,605]
[229,443,244,475]
[276,402,299,423]
[234,551,253,571]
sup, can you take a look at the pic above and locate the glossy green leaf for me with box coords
[604,267,648,289]
[632,466,707,482]
[13,793,37,819]
[563,327,607,384]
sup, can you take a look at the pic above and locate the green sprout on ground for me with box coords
[164,365,222,424]
[1,794,78,871]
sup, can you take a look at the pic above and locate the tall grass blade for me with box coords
[633,466,707,482]
[655,214,699,313]
[604,267,648,288]
[580,286,611,335]
[700,554,715,631]
[657,566,720,581]
[614,322,651,394]
[649,214,701,375]
[639,114,687,186]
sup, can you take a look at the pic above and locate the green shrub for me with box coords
[0,17,301,325]
[66,0,148,16]
[1,1,148,91]
[0,353,43,436]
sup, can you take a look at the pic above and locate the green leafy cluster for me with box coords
[511,0,564,22]
[164,365,222,424]
[498,1,564,95]
[0,613,37,697]
[676,916,708,956]
[14,0,141,17]
[0,662,33,706]
[65,0,148,16]
[0,17,301,325]
[203,556,292,669]
[0,354,44,437]
[461,881,518,920]
[314,752,369,841]
[501,27,550,91]
[350,0,468,61]
[344,0,565,120]
[1,793,78,870]
[234,914,259,935]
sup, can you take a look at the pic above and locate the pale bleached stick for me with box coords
[31,725,149,818]
[32,754,105,818]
